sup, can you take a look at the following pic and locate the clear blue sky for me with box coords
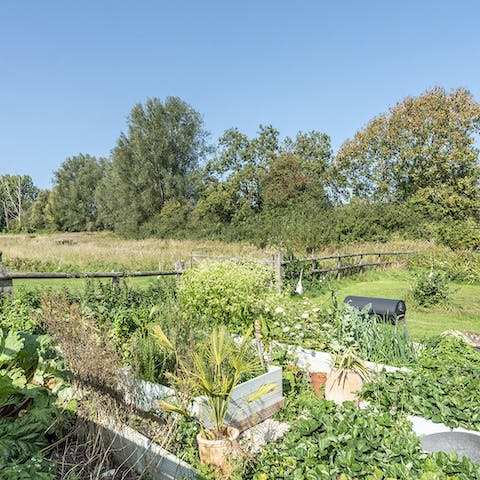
[1,0,479,189]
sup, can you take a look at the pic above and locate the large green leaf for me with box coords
[0,330,24,367]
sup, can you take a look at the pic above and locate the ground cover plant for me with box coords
[247,399,480,480]
[362,332,480,431]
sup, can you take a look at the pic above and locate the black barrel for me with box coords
[343,296,406,324]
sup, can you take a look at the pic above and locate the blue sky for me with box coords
[1,0,479,189]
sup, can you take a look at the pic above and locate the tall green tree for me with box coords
[203,126,332,225]
[26,189,55,231]
[0,175,38,231]
[207,124,280,215]
[96,97,209,235]
[332,87,480,208]
[50,154,106,231]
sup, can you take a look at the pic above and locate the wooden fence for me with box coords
[0,257,187,294]
[0,250,418,294]
[190,250,418,292]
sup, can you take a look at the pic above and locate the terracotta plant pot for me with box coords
[196,427,240,467]
[325,368,364,405]
[310,371,327,398]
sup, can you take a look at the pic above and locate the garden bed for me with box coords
[120,365,284,432]
[88,413,198,480]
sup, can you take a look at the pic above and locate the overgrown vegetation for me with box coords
[410,270,452,307]
[179,261,273,332]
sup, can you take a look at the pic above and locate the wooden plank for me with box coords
[232,398,285,431]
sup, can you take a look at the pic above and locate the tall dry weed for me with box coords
[37,293,121,393]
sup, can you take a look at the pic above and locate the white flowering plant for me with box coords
[260,294,336,350]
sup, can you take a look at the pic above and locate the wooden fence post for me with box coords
[336,256,342,280]
[273,252,283,293]
[175,259,186,283]
[359,254,364,274]
[311,259,317,277]
[0,251,13,295]
[111,271,119,289]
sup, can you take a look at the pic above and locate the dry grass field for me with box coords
[0,232,272,271]
[0,232,434,272]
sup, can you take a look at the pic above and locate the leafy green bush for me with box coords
[178,261,273,331]
[0,329,64,479]
[0,287,41,333]
[410,271,451,307]
[435,219,480,251]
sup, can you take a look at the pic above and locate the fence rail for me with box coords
[5,270,180,279]
[0,250,419,294]
[281,251,418,265]
[280,250,419,284]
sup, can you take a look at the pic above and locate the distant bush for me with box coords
[410,271,451,307]
[408,250,480,284]
[435,219,480,251]
[178,261,273,331]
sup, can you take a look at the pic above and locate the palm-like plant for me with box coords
[155,325,275,440]
[329,344,372,385]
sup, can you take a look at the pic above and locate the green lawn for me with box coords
[303,269,480,340]
[13,275,164,291]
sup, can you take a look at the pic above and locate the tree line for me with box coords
[4,87,480,252]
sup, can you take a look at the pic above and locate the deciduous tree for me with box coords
[51,154,106,231]
[333,87,480,205]
[97,97,209,235]
[0,175,38,231]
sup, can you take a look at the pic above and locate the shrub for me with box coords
[178,261,273,331]
[0,288,40,333]
[410,270,451,307]
[435,219,480,251]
